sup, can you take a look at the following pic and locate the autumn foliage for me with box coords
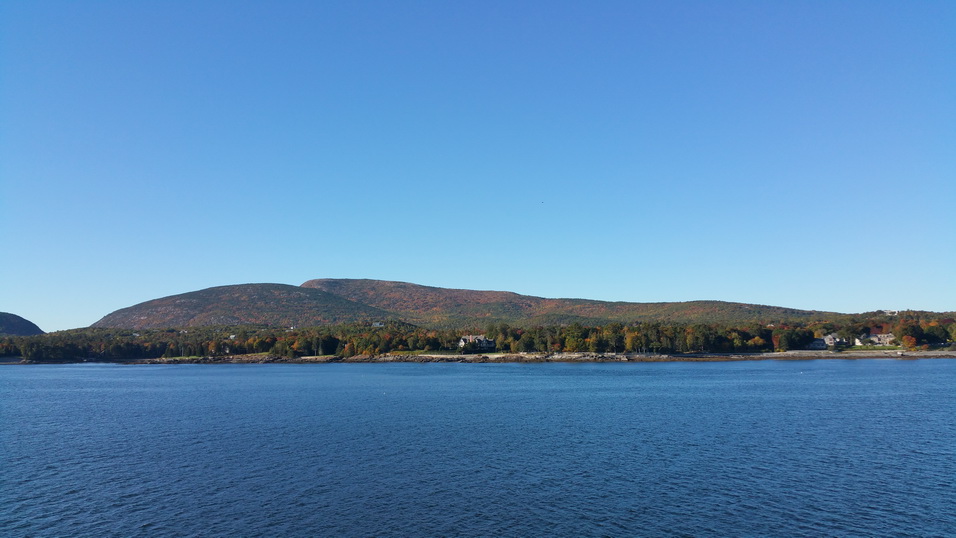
[5,312,953,362]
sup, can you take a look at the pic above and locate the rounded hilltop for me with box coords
[0,312,44,336]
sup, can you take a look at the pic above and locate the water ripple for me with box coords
[2,360,954,536]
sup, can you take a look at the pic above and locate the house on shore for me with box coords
[458,335,496,352]
[823,333,847,347]
[855,332,897,346]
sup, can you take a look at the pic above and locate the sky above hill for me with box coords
[2,1,954,332]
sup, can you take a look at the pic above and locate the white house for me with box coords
[855,332,897,346]
[823,333,847,347]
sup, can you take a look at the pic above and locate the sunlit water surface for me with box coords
[2,359,954,536]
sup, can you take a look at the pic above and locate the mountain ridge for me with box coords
[92,278,842,330]
[301,278,824,327]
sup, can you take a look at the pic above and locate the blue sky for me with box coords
[2,1,954,332]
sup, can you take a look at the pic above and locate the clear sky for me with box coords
[2,1,954,332]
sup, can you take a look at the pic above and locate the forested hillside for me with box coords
[91,278,948,332]
[0,312,44,336]
[300,278,833,327]
[92,284,391,329]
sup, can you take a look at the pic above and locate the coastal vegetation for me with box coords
[5,314,953,363]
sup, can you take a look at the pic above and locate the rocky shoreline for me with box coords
[124,349,956,365]
[6,350,953,366]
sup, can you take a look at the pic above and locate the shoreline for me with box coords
[5,349,951,365]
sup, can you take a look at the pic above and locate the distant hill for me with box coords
[93,278,838,330]
[302,279,833,327]
[0,312,45,336]
[91,284,392,330]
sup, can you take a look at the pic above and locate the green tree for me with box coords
[923,325,948,344]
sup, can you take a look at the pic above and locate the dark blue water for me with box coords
[2,360,954,536]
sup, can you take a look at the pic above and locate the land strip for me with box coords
[116,349,956,365]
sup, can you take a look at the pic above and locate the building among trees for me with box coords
[458,335,496,353]
[855,332,896,346]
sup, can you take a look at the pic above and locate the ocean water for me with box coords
[1,359,954,537]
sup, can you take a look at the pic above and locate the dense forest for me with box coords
[3,313,954,363]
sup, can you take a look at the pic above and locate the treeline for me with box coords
[3,315,953,363]
[2,322,451,363]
